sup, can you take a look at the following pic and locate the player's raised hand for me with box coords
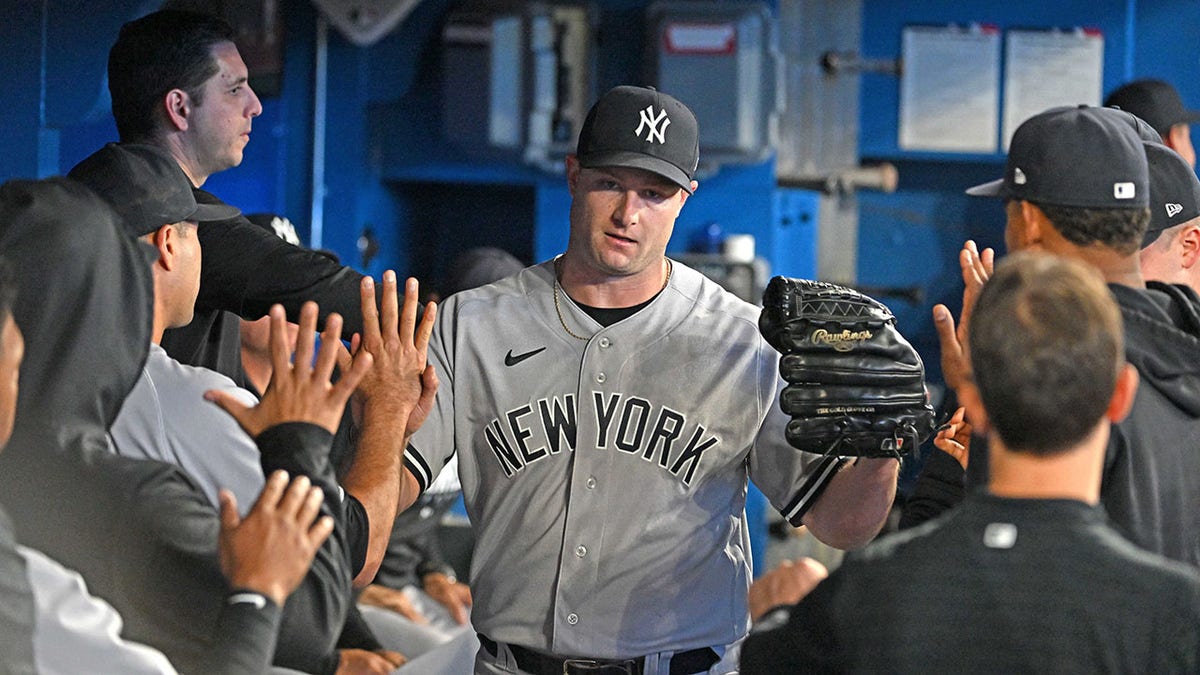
[341,272,436,426]
[934,240,994,395]
[205,302,372,437]
[217,470,334,606]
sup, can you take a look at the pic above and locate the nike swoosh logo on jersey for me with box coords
[505,347,546,367]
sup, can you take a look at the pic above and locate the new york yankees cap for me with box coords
[1104,79,1200,136]
[576,85,700,193]
[69,142,240,237]
[1141,142,1200,248]
[966,105,1149,209]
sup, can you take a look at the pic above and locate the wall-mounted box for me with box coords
[441,1,594,172]
[646,1,782,170]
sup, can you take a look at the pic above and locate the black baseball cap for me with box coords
[69,143,239,237]
[966,106,1149,209]
[1104,79,1200,136]
[575,86,699,193]
[1141,142,1200,248]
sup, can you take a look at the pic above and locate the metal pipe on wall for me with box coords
[310,14,329,249]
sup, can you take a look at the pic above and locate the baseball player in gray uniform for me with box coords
[398,86,899,675]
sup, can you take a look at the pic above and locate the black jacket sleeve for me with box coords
[898,448,966,530]
[253,423,356,674]
[192,189,368,337]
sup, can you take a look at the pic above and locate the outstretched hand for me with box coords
[218,470,334,606]
[339,272,437,432]
[933,240,994,395]
[205,302,372,437]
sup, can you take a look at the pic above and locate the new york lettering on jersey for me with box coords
[481,390,719,484]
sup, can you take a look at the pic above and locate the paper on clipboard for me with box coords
[899,24,1001,153]
[1003,28,1104,149]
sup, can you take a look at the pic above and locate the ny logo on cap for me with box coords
[635,105,671,144]
[1114,182,1136,200]
[1167,203,1184,218]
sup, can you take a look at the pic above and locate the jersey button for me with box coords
[596,372,606,383]
[575,545,587,558]
[567,613,579,625]
[598,337,611,348]
[585,476,597,489]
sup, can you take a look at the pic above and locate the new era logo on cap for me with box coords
[1114,182,1136,199]
[576,86,699,193]
[1140,142,1200,249]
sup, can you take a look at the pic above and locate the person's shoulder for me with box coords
[668,259,760,321]
[443,261,545,309]
[144,345,257,406]
[1095,524,1200,591]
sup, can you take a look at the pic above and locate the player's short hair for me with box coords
[969,252,1123,455]
[108,10,237,142]
[1032,201,1151,257]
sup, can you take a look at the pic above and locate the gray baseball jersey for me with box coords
[405,259,844,659]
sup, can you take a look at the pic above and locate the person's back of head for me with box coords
[968,253,1123,455]
[108,10,237,143]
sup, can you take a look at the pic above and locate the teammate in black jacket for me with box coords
[99,10,371,388]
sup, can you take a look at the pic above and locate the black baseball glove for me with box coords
[759,276,936,459]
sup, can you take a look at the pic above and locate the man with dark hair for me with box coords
[742,253,1200,673]
[82,9,373,390]
[929,106,1200,566]
[107,10,238,146]
[1106,79,1200,167]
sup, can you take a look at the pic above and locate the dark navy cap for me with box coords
[1105,79,1200,136]
[1141,142,1200,248]
[967,106,1149,209]
[576,86,699,193]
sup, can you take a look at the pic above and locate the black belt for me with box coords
[478,635,719,675]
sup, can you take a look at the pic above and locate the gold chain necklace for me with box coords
[552,258,673,341]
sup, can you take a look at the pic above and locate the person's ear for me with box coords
[1106,363,1139,424]
[1167,124,1189,153]
[958,381,990,435]
[152,224,178,270]
[565,155,581,194]
[1019,200,1048,250]
[164,89,191,132]
[1177,224,1200,269]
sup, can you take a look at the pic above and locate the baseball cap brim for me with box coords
[965,178,1007,198]
[191,202,240,223]
[578,150,694,194]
